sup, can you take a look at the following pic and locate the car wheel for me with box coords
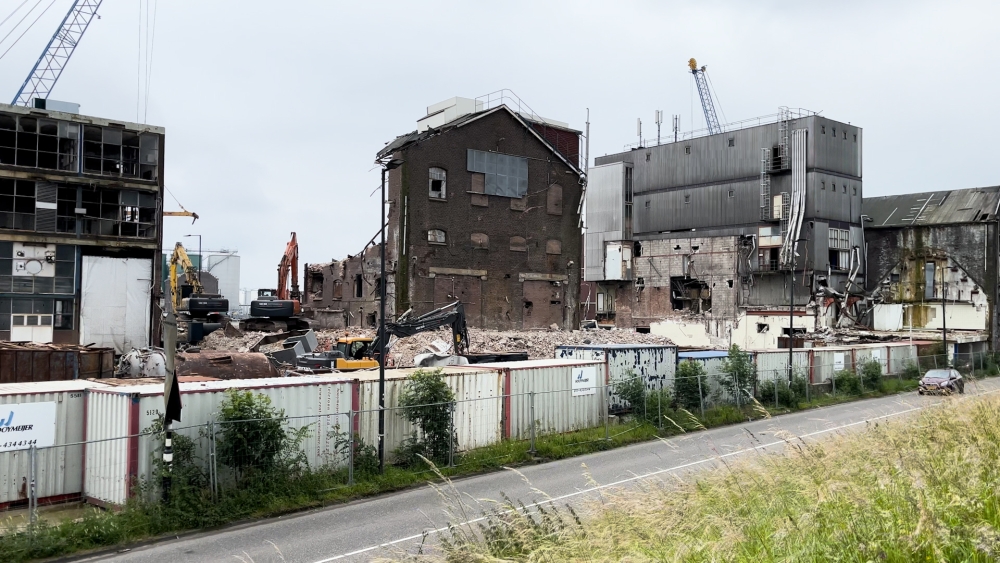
[918,390,924,395]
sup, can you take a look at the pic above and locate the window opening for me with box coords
[428,229,446,244]
[354,274,363,298]
[429,167,447,199]
[466,149,528,198]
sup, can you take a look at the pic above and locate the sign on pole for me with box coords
[0,402,56,452]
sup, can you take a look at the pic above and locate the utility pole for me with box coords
[655,110,662,146]
[637,118,642,147]
[942,279,948,366]
[672,114,680,143]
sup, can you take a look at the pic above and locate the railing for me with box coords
[622,107,819,151]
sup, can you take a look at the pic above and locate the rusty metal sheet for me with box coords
[0,343,115,383]
[175,351,279,379]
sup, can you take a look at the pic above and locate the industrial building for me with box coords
[864,186,999,352]
[303,91,585,330]
[584,109,864,348]
[0,102,164,352]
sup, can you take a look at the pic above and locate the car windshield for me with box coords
[923,369,954,380]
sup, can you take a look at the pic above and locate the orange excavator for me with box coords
[243,232,311,332]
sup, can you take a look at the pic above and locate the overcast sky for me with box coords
[1,0,997,293]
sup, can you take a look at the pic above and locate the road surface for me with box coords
[74,379,1000,562]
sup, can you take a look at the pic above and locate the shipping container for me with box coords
[0,379,111,508]
[84,375,355,506]
[0,344,114,383]
[812,346,857,383]
[555,344,677,412]
[752,349,812,383]
[853,344,889,374]
[885,342,918,375]
[475,359,607,440]
[355,366,504,459]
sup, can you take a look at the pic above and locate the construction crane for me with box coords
[244,232,308,332]
[688,58,722,135]
[12,0,103,106]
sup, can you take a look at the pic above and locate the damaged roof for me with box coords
[376,105,583,175]
[863,186,1000,228]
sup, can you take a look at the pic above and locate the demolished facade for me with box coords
[864,186,999,353]
[304,92,585,331]
[584,110,865,348]
[0,103,164,352]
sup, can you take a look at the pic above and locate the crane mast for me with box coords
[688,58,722,135]
[12,0,103,106]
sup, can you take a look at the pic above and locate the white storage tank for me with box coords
[84,375,354,506]
[0,379,111,507]
[556,344,677,413]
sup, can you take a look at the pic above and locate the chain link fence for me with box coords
[8,349,999,527]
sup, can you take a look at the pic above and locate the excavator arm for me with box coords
[277,232,300,301]
[168,242,203,309]
[369,301,470,359]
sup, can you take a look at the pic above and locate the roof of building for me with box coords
[376,105,583,175]
[677,350,731,359]
[863,186,1000,228]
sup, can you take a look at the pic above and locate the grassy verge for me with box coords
[433,391,1000,562]
[0,373,959,561]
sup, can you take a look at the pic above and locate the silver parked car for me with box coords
[918,368,965,395]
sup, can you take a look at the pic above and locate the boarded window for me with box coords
[428,229,446,244]
[547,184,563,215]
[546,240,562,255]
[471,233,489,249]
[510,236,527,252]
[332,279,343,299]
[470,172,488,207]
[429,167,446,199]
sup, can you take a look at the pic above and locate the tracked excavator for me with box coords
[296,301,527,371]
[168,242,232,344]
[243,232,311,332]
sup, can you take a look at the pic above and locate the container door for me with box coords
[80,257,152,353]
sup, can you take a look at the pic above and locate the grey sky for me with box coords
[0,0,996,292]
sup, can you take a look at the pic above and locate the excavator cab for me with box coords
[332,337,378,370]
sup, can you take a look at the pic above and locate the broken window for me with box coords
[429,167,447,199]
[925,262,935,300]
[471,233,489,249]
[670,276,710,312]
[546,240,562,255]
[757,323,769,333]
[309,271,324,299]
[78,188,157,238]
[0,179,36,231]
[428,229,446,245]
[470,172,488,206]
[634,241,642,257]
[466,149,528,198]
[509,236,527,252]
[759,247,780,271]
[332,279,343,300]
[354,274,363,298]
[547,184,563,215]
[828,228,850,270]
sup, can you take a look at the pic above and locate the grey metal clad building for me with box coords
[584,110,865,339]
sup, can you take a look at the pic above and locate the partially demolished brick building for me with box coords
[304,93,584,330]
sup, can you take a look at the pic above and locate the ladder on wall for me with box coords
[760,147,771,220]
[777,106,791,170]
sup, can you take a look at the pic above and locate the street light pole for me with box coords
[377,158,404,475]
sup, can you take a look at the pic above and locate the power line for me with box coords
[136,0,142,121]
[143,0,157,122]
[0,0,58,63]
[0,0,44,54]
[0,0,32,31]
[706,72,728,126]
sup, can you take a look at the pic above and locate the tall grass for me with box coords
[432,394,1000,562]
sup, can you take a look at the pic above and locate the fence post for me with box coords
[529,392,536,455]
[697,374,705,419]
[448,401,455,468]
[832,373,836,396]
[642,374,648,426]
[28,444,37,526]
[657,375,662,431]
[859,368,865,394]
[348,409,355,486]
[604,382,611,442]
[206,421,216,503]
[774,370,779,409]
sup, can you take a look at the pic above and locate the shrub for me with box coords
[674,360,707,411]
[757,375,809,409]
[858,359,882,391]
[216,389,309,484]
[901,360,921,380]
[831,369,861,395]
[717,345,756,403]
[396,369,456,466]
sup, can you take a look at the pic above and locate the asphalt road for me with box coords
[73,378,1000,563]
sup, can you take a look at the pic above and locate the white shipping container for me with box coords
[0,380,111,506]
[854,345,889,374]
[752,350,812,383]
[886,343,918,375]
[676,351,737,402]
[556,344,677,413]
[476,359,607,440]
[812,347,856,383]
[356,366,503,460]
[84,375,354,506]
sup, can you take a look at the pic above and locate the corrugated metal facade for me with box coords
[584,163,627,282]
[554,344,676,412]
[0,380,110,506]
[356,367,504,458]
[886,343,918,374]
[813,347,857,382]
[498,360,606,439]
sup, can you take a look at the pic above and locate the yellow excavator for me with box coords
[168,242,231,344]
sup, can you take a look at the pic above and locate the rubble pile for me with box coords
[199,330,269,352]
[319,327,676,367]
